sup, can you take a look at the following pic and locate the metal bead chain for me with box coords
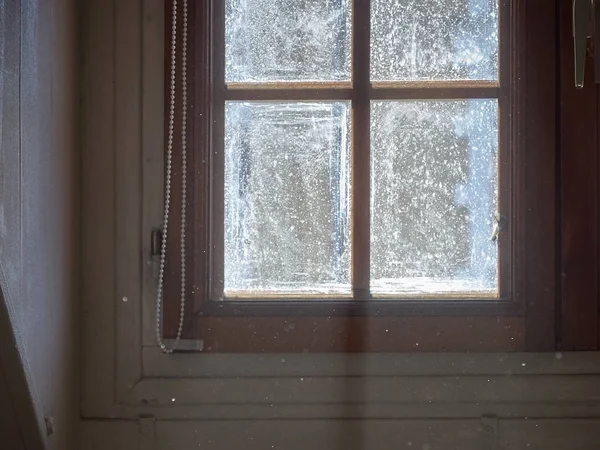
[156,0,188,354]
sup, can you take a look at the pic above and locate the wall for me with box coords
[0,0,79,449]
[0,364,25,450]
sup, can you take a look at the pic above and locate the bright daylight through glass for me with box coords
[223,0,499,297]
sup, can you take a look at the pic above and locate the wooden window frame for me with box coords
[558,0,600,351]
[163,0,558,353]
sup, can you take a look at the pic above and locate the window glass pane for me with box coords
[225,102,351,296]
[370,100,498,296]
[225,0,351,82]
[371,0,498,81]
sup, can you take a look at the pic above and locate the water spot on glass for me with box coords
[555,352,563,360]
[171,398,176,402]
[521,363,526,367]
[122,297,128,302]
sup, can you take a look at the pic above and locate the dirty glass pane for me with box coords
[225,0,351,82]
[371,0,498,81]
[370,100,498,296]
[224,102,351,295]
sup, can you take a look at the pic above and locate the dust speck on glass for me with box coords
[224,0,500,297]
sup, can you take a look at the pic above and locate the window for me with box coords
[221,0,502,299]
[162,0,558,352]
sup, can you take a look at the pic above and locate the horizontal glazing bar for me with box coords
[223,85,498,101]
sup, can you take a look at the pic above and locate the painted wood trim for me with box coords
[141,0,166,347]
[142,348,600,378]
[123,374,600,407]
[80,0,118,416]
[114,0,144,400]
[80,418,600,450]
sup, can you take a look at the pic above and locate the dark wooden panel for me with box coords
[209,0,226,302]
[200,298,517,316]
[190,0,212,331]
[523,0,558,351]
[197,316,525,353]
[558,0,598,350]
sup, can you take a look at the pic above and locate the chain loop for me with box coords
[156,0,188,354]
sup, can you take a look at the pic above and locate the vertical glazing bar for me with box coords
[211,0,226,300]
[595,0,600,83]
[352,0,371,298]
[498,0,512,299]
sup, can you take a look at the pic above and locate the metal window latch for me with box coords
[491,213,508,242]
[163,338,204,352]
[573,0,595,88]
[151,228,162,256]
[150,228,162,279]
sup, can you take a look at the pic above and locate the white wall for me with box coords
[0,0,79,449]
